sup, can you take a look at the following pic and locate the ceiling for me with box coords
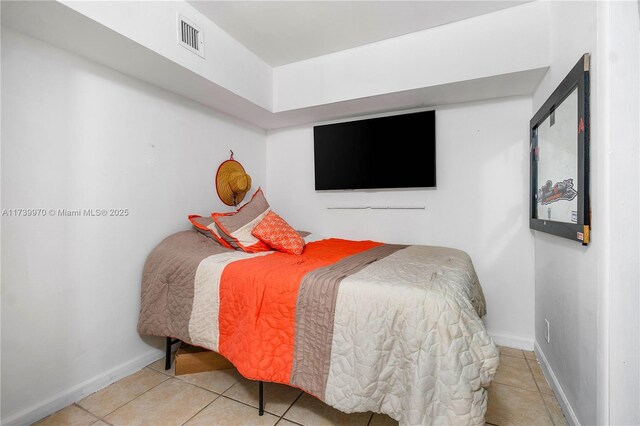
[2,0,548,129]
[188,1,530,67]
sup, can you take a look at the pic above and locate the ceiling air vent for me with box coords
[177,14,204,58]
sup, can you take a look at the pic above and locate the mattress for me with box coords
[137,230,499,425]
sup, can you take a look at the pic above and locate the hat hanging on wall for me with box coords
[216,151,252,207]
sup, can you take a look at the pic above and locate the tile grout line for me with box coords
[70,403,101,423]
[91,373,171,421]
[94,417,114,426]
[91,367,227,425]
[492,348,558,426]
[275,415,304,426]
[173,374,235,397]
[218,393,284,417]
[494,353,547,394]
[179,393,221,426]
[148,363,177,378]
[41,370,167,425]
[277,390,304,424]
[157,368,299,420]
[186,378,377,425]
[151,365,253,404]
[88,359,385,426]
[491,380,546,394]
[524,355,557,425]
[524,357,544,394]
[499,347,526,360]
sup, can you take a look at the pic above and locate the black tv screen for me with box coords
[313,110,436,190]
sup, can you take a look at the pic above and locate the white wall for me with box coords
[0,28,266,425]
[600,1,640,425]
[266,97,535,347]
[61,0,273,110]
[531,2,598,425]
[273,1,549,112]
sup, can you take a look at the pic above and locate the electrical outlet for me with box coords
[545,319,550,343]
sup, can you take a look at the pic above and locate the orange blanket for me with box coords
[218,238,381,383]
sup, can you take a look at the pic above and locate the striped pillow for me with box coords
[188,215,233,249]
[212,188,272,253]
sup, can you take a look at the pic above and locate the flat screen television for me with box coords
[313,110,436,190]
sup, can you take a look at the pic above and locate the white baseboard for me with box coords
[534,341,581,426]
[2,348,164,426]
[487,329,534,350]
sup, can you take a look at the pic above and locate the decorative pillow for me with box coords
[188,215,233,249]
[252,211,305,255]
[212,188,272,253]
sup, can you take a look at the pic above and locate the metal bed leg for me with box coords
[165,337,180,370]
[258,381,264,416]
[165,337,173,370]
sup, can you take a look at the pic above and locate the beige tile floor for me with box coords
[34,346,568,426]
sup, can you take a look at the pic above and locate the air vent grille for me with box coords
[181,21,199,50]
[177,15,204,58]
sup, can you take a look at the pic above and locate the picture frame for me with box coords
[530,53,591,245]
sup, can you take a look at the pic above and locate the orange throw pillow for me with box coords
[251,211,305,255]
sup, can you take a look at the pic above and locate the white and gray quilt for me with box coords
[138,231,499,425]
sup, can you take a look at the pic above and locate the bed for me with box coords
[137,229,499,426]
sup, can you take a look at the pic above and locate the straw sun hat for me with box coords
[216,158,252,207]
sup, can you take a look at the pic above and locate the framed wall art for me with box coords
[530,53,591,245]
